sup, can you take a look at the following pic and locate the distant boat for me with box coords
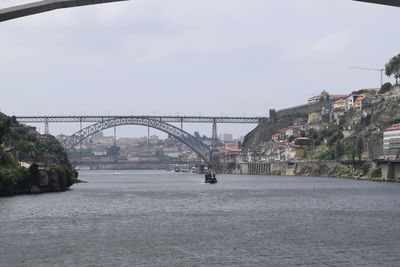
[205,171,218,184]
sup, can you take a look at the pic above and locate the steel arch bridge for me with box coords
[61,117,212,164]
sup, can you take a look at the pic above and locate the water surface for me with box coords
[1,171,400,266]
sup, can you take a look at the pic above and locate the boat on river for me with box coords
[205,171,217,184]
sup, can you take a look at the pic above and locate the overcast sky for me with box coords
[0,0,399,138]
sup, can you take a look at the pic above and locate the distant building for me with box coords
[294,137,312,147]
[220,133,233,142]
[285,127,301,138]
[307,112,322,124]
[383,124,400,160]
[308,90,347,103]
[56,134,68,142]
[333,99,347,111]
[321,103,332,115]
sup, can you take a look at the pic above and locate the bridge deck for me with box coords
[16,115,266,124]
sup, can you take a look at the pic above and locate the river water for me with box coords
[1,171,400,266]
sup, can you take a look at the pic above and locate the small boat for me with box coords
[205,171,218,184]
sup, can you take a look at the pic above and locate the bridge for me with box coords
[0,0,398,23]
[17,115,266,165]
[16,115,264,124]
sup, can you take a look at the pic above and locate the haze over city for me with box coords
[1,0,399,137]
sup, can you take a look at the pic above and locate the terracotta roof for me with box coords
[329,94,348,98]
[334,99,347,104]
[386,124,400,131]
[295,137,311,140]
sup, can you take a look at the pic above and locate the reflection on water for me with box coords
[1,170,400,266]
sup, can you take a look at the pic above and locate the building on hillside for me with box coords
[347,95,358,109]
[333,99,347,111]
[353,96,365,110]
[307,112,323,124]
[354,95,372,110]
[285,127,301,138]
[308,90,347,103]
[304,123,328,132]
[295,137,312,147]
[293,137,312,159]
[93,149,107,156]
[272,131,285,142]
[283,144,296,161]
[383,124,400,160]
[293,118,306,126]
[221,144,242,163]
[321,103,332,115]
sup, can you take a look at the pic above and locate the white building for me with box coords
[383,124,400,160]
[220,133,233,142]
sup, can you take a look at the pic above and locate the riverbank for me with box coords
[218,161,399,182]
[0,165,78,197]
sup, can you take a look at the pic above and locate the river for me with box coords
[1,171,400,266]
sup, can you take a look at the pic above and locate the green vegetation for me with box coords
[0,112,75,196]
[385,53,400,84]
[379,82,393,94]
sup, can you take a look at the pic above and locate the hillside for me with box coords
[0,113,77,196]
[243,86,400,164]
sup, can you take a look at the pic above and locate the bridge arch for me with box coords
[61,117,211,164]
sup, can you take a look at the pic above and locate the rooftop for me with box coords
[386,124,400,131]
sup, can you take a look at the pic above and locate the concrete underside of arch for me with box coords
[0,0,128,22]
[354,0,400,7]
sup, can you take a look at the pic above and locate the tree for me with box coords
[29,163,40,185]
[385,54,400,84]
[379,82,393,94]
[14,141,37,162]
[193,131,201,139]
[334,141,344,159]
[306,128,319,142]
[107,145,120,156]
[356,137,364,161]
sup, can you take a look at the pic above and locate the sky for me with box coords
[0,0,399,139]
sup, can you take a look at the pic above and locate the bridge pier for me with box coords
[44,118,49,135]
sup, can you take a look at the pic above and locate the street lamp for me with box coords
[0,0,128,22]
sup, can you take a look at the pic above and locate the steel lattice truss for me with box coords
[16,115,266,124]
[61,117,212,164]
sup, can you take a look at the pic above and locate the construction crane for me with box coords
[350,66,385,87]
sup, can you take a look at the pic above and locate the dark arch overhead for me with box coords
[61,117,212,164]
[354,0,400,7]
[0,0,128,22]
